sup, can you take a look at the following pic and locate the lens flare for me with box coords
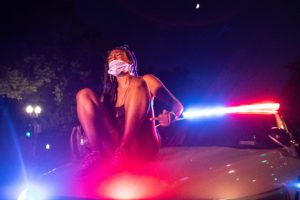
[17,184,47,200]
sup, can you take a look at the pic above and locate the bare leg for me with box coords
[76,88,119,157]
[121,79,160,160]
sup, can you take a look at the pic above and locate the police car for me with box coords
[18,103,300,199]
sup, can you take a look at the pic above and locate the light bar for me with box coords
[182,103,280,119]
[224,103,280,114]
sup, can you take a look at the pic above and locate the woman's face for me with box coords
[108,49,131,64]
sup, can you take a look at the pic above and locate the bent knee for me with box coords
[76,88,97,103]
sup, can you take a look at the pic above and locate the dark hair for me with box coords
[101,45,138,109]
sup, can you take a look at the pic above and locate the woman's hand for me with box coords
[150,109,177,127]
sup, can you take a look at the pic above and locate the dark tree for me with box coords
[282,56,300,130]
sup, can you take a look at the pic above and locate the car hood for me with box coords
[42,147,300,199]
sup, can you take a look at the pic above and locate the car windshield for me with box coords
[163,114,282,149]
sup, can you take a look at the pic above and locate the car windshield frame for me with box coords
[162,113,291,149]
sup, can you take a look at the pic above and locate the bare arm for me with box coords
[143,74,184,126]
[121,78,150,149]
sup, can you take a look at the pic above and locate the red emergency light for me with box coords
[182,103,280,119]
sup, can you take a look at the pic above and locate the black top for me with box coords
[115,105,125,137]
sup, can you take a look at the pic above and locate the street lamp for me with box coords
[25,105,34,114]
[25,104,42,164]
[26,105,42,117]
[34,106,42,115]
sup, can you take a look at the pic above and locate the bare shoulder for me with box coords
[143,74,159,82]
[130,76,147,88]
[142,74,163,86]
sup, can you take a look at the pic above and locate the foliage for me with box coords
[282,56,300,127]
[0,48,102,135]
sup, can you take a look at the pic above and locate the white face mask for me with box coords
[108,60,131,77]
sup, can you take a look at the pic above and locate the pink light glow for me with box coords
[224,103,280,114]
[98,172,166,199]
[183,103,280,119]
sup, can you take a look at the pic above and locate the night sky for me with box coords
[1,0,300,104]
[1,1,300,194]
